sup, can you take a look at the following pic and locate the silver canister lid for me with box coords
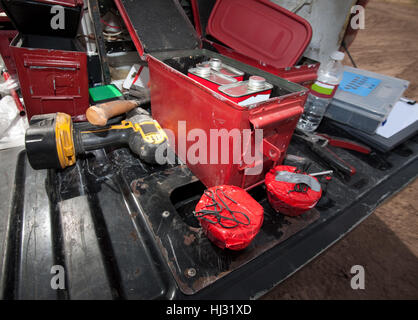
[198,59,245,78]
[194,64,211,77]
[188,67,238,86]
[218,76,273,98]
[209,58,222,70]
[248,76,267,90]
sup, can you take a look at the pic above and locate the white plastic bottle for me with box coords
[297,51,345,132]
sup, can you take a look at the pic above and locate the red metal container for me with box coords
[189,0,320,86]
[148,50,307,189]
[206,0,312,69]
[115,0,309,189]
[10,34,89,120]
[188,64,237,96]
[218,76,273,106]
[205,39,320,87]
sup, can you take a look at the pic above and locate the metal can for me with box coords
[188,65,238,94]
[197,58,245,81]
[218,76,273,106]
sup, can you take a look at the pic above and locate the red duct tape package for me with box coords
[265,166,322,217]
[195,185,264,251]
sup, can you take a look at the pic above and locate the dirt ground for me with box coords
[262,0,418,300]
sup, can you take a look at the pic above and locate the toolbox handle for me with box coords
[24,57,80,70]
[249,104,303,131]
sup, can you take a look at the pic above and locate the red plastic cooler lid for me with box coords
[206,0,312,68]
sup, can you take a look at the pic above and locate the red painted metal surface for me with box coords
[206,40,319,86]
[11,34,89,120]
[148,54,305,189]
[190,0,202,37]
[188,0,319,86]
[0,30,18,76]
[206,0,312,69]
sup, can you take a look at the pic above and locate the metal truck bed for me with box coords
[1,120,417,299]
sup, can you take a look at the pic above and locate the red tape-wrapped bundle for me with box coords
[265,166,322,217]
[194,185,264,250]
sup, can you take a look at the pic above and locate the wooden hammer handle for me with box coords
[86,100,140,126]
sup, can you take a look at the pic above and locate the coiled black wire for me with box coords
[194,188,251,229]
[288,183,310,194]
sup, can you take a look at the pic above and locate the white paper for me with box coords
[238,94,270,106]
[376,100,418,138]
[122,64,150,90]
[0,96,28,150]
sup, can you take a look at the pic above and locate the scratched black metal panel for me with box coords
[92,150,175,299]
[0,148,171,300]
[46,149,172,299]
[120,0,199,53]
[122,164,320,295]
[16,161,58,299]
[0,147,25,300]
[0,123,417,299]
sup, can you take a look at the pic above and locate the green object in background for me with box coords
[89,85,122,102]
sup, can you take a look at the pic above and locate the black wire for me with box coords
[194,188,251,229]
[290,167,312,194]
[288,183,310,194]
[342,41,358,68]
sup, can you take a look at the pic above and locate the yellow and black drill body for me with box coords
[25,109,168,170]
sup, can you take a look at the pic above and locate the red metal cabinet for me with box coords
[11,35,89,120]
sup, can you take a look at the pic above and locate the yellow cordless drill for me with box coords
[25,100,168,170]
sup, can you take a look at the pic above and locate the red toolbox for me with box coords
[116,0,310,189]
[1,0,88,121]
[190,0,320,86]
